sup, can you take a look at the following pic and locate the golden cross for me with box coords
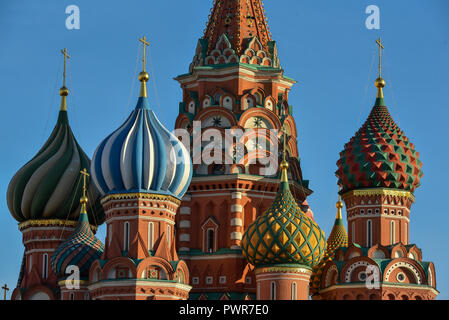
[61,48,70,87]
[80,168,90,199]
[139,36,150,72]
[376,38,384,78]
[2,284,9,300]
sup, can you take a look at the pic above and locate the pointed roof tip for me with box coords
[203,0,272,55]
[375,77,386,106]
[59,87,69,111]
[138,71,149,98]
[280,160,289,183]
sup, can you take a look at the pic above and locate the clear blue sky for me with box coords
[0,0,447,300]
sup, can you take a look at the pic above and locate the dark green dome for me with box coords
[7,110,105,225]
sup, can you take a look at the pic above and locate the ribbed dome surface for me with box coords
[336,98,423,194]
[91,97,192,199]
[7,111,105,224]
[241,170,326,268]
[51,210,104,279]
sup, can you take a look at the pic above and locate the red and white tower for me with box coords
[6,49,105,300]
[88,38,193,300]
[174,0,314,299]
[316,39,438,300]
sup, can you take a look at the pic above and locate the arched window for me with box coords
[108,224,112,245]
[178,270,185,284]
[404,222,408,244]
[244,97,255,109]
[390,221,396,245]
[124,222,130,252]
[148,222,154,251]
[222,96,233,110]
[28,254,32,273]
[42,253,48,279]
[291,282,297,300]
[69,292,75,300]
[254,92,263,105]
[270,282,276,300]
[167,225,171,247]
[207,229,215,253]
[203,97,211,108]
[366,220,372,247]
[188,101,195,113]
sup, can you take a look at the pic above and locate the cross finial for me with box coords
[139,36,150,72]
[59,48,71,110]
[138,36,150,97]
[375,38,384,78]
[2,284,9,300]
[80,169,89,210]
[61,48,70,88]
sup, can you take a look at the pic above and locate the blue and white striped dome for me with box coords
[91,97,192,199]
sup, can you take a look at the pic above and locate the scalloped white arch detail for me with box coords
[384,261,422,284]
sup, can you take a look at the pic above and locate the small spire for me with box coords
[80,168,89,214]
[336,194,343,220]
[59,48,70,111]
[375,38,386,99]
[138,36,150,98]
[280,126,289,183]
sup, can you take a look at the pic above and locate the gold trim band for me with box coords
[342,188,415,202]
[18,219,98,232]
[101,193,181,206]
[256,265,313,275]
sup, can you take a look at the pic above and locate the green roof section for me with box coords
[177,62,296,83]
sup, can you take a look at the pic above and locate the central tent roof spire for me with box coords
[203,0,272,55]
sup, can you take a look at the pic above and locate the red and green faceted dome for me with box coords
[336,98,423,193]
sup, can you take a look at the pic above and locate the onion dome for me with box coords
[241,160,326,268]
[91,40,192,199]
[51,170,104,279]
[6,50,105,225]
[336,75,423,194]
[310,194,348,294]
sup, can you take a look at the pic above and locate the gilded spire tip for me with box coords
[59,48,70,111]
[336,186,343,219]
[280,127,289,183]
[375,38,386,99]
[80,168,89,213]
[138,36,150,98]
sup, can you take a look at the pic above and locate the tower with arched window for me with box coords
[173,0,315,300]
[6,51,105,300]
[313,39,438,300]
[87,39,193,300]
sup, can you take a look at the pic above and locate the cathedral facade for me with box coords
[6,0,437,300]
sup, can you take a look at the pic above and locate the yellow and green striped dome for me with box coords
[241,162,326,268]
